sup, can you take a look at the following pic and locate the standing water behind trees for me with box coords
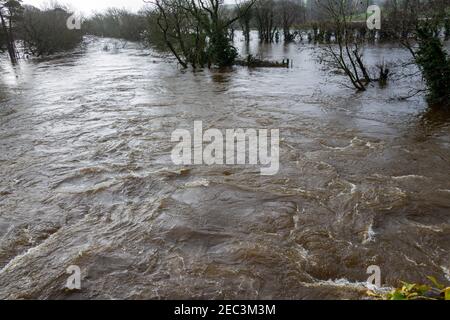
[0,0,449,299]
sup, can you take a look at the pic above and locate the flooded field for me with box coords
[0,35,449,299]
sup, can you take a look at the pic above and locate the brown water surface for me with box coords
[0,36,449,299]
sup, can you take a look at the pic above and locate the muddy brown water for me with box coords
[0,35,449,299]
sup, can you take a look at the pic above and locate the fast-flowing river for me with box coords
[0,35,449,299]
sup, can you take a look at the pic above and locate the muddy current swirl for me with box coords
[0,36,449,299]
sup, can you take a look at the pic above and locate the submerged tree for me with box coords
[318,0,372,91]
[235,0,254,43]
[20,5,83,56]
[0,0,23,64]
[149,0,207,68]
[147,0,256,68]
[279,0,304,42]
[254,0,277,43]
[384,0,450,107]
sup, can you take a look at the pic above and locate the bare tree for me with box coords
[147,0,256,68]
[21,4,83,56]
[255,0,277,43]
[235,0,254,43]
[279,0,304,42]
[378,0,449,106]
[0,0,22,64]
[318,0,371,91]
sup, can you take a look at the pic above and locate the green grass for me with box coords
[367,276,450,300]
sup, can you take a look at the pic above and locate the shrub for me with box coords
[20,5,83,56]
[415,25,450,108]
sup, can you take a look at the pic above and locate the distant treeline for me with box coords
[2,0,449,61]
[80,0,450,44]
[0,0,449,107]
[83,8,147,42]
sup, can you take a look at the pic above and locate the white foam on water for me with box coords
[442,266,450,282]
[363,223,376,244]
[184,179,210,188]
[304,278,392,294]
[392,175,426,180]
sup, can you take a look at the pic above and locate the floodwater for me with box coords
[0,34,449,299]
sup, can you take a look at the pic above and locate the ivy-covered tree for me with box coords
[415,24,450,107]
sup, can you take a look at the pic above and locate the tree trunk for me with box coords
[0,11,18,64]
